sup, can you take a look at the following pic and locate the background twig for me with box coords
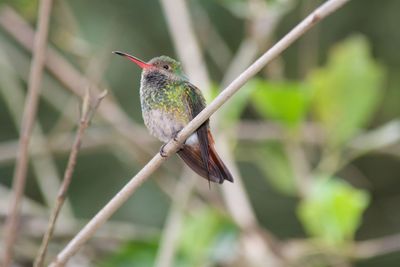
[34,89,107,267]
[0,5,187,190]
[159,0,211,92]
[154,169,197,267]
[0,44,75,219]
[0,6,153,153]
[355,233,400,259]
[2,0,54,266]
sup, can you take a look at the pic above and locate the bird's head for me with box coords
[113,51,185,79]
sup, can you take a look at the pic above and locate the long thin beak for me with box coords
[112,51,152,69]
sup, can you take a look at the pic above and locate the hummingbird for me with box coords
[113,51,233,184]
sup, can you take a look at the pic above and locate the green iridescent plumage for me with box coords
[140,56,207,142]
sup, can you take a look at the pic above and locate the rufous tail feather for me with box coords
[177,142,233,184]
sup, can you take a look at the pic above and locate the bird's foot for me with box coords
[160,131,184,157]
[172,130,181,142]
[173,130,185,152]
[159,143,168,158]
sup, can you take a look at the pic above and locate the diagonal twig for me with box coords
[2,0,54,266]
[0,5,191,198]
[154,169,198,267]
[159,0,211,93]
[48,0,350,265]
[354,232,400,259]
[34,89,107,267]
[0,6,152,152]
[0,45,75,218]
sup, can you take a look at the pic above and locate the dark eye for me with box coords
[163,64,170,70]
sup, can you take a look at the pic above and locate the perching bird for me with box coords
[113,51,233,184]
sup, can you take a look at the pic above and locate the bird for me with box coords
[113,51,233,184]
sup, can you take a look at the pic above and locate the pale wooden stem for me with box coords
[34,91,107,267]
[2,0,53,266]
[159,0,211,93]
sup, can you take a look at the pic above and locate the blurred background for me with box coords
[0,0,399,266]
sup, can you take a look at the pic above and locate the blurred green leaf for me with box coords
[100,240,158,267]
[308,35,385,146]
[298,178,370,247]
[179,208,238,266]
[100,208,238,267]
[254,142,297,195]
[251,79,310,128]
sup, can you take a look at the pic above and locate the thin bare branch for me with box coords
[354,233,400,259]
[298,0,320,77]
[154,169,197,267]
[0,6,153,152]
[34,90,107,267]
[2,0,53,266]
[282,232,400,263]
[221,0,295,87]
[236,121,324,143]
[284,139,312,197]
[213,136,284,265]
[0,46,75,218]
[47,1,350,265]
[191,2,232,71]
[159,0,211,93]
[49,154,168,266]
[0,128,112,164]
[0,184,47,216]
[221,38,259,87]
[0,6,191,190]
[346,120,400,160]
